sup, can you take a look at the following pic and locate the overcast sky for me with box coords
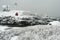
[0,0,60,18]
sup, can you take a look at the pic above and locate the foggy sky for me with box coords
[0,0,60,18]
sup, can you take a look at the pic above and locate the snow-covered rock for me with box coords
[10,36,19,40]
[48,21,60,26]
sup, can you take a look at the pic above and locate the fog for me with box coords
[0,0,60,18]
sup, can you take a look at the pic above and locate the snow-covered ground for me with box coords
[0,25,11,31]
[0,25,60,40]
